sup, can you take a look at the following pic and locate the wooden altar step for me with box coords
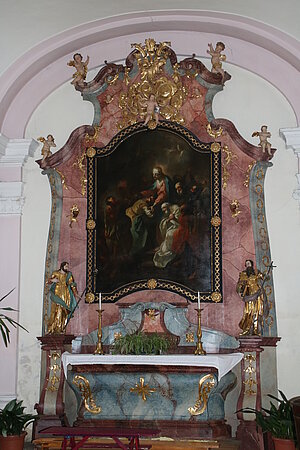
[33,437,240,450]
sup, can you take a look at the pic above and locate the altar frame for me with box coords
[85,121,222,304]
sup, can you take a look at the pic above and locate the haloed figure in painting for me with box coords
[47,261,78,334]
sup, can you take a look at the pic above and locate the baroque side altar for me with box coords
[34,39,280,448]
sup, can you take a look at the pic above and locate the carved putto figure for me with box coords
[207,42,226,81]
[67,53,89,86]
[252,125,272,155]
[47,261,78,334]
[236,259,268,336]
[143,93,160,128]
[38,134,56,163]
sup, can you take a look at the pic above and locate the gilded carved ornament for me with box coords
[85,292,95,303]
[73,151,87,196]
[206,123,223,139]
[73,375,101,414]
[188,374,216,416]
[130,377,156,402]
[222,145,238,190]
[147,279,157,290]
[230,199,241,222]
[118,39,187,130]
[68,204,80,228]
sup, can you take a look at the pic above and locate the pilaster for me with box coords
[0,134,38,406]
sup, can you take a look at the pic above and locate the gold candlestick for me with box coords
[195,308,206,355]
[94,309,104,355]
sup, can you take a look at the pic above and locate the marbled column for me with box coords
[0,134,38,408]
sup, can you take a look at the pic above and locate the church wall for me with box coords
[0,0,299,78]
[14,61,298,417]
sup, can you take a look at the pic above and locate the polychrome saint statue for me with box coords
[47,261,78,334]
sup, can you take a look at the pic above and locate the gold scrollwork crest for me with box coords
[85,292,95,303]
[211,216,221,227]
[86,219,96,230]
[73,375,101,414]
[118,39,186,130]
[188,374,216,416]
[211,292,222,303]
[86,147,96,158]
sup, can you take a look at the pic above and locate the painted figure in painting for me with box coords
[141,166,171,213]
[143,94,160,127]
[67,53,89,86]
[47,261,78,334]
[207,42,226,81]
[126,196,154,255]
[38,134,56,164]
[236,259,267,336]
[153,202,181,268]
[252,125,272,156]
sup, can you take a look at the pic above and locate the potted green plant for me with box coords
[0,399,37,450]
[0,288,28,346]
[112,331,173,355]
[239,390,297,450]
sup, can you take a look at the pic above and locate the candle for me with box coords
[197,292,200,310]
[99,292,102,310]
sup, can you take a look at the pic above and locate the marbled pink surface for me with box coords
[49,69,265,338]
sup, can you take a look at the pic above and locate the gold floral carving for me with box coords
[85,292,95,303]
[54,168,68,190]
[86,219,96,230]
[73,375,101,414]
[230,199,241,221]
[188,374,216,416]
[114,332,122,340]
[211,216,221,227]
[222,145,237,190]
[73,151,87,196]
[211,292,222,303]
[147,279,157,290]
[147,309,156,320]
[206,123,223,139]
[244,354,257,396]
[210,142,221,153]
[46,351,61,392]
[186,333,195,343]
[244,161,256,188]
[86,129,101,145]
[68,204,80,228]
[130,377,156,402]
[118,39,186,130]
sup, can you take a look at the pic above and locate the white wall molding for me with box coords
[280,127,300,205]
[0,134,39,214]
[0,134,39,167]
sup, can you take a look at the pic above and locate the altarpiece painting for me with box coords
[87,124,221,302]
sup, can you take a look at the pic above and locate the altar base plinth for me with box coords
[33,334,75,438]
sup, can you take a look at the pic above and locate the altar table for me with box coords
[62,353,243,382]
[62,352,243,439]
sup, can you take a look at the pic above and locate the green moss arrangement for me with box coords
[113,332,173,355]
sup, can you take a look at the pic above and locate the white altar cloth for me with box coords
[62,352,243,382]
